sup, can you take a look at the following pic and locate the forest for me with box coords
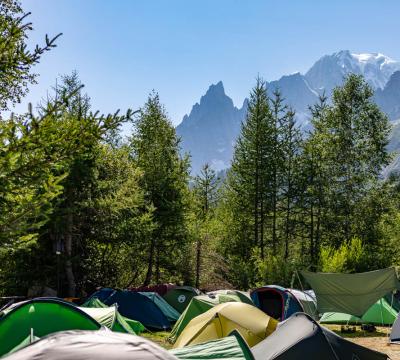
[1,1,400,298]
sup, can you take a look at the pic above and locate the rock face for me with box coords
[177,81,245,174]
[176,51,400,175]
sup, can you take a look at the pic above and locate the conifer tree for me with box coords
[130,92,190,285]
[192,163,219,288]
[226,77,273,261]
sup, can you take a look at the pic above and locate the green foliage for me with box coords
[320,238,367,273]
[130,91,191,285]
[0,0,61,110]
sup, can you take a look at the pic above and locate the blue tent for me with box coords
[88,288,172,330]
[250,285,304,321]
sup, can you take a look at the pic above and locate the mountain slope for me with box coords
[177,82,245,174]
[177,51,400,174]
[305,50,400,95]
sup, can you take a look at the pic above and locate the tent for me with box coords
[88,288,173,330]
[81,298,144,334]
[169,293,245,343]
[250,285,304,321]
[173,302,277,349]
[301,268,400,317]
[130,283,177,296]
[320,297,398,325]
[0,298,101,356]
[207,290,253,305]
[390,312,400,343]
[140,292,180,322]
[170,331,255,360]
[251,313,389,360]
[288,288,318,319]
[2,330,178,360]
[164,286,201,313]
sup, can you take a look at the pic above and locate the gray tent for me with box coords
[251,313,389,360]
[3,330,178,360]
[301,268,400,317]
[390,312,400,343]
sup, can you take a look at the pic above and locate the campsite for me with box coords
[2,0,400,359]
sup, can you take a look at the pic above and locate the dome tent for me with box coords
[251,313,388,360]
[250,285,304,321]
[81,297,145,334]
[139,292,180,322]
[88,288,173,330]
[173,302,277,349]
[207,290,253,305]
[170,331,255,360]
[169,293,244,343]
[2,330,178,360]
[320,297,398,325]
[0,298,101,356]
[164,286,201,313]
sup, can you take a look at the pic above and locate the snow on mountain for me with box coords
[306,50,400,95]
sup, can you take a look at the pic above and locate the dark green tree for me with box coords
[130,92,190,285]
[192,163,220,288]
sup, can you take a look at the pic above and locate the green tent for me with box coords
[168,293,243,343]
[207,290,254,305]
[0,298,100,356]
[164,287,200,313]
[7,334,40,355]
[301,268,400,317]
[170,331,255,360]
[140,292,180,323]
[320,297,398,325]
[80,298,144,334]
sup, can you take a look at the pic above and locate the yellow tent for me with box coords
[173,302,277,348]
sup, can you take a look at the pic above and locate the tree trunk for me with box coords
[64,212,76,297]
[144,238,155,285]
[195,235,201,288]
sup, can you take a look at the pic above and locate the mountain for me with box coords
[375,71,400,121]
[176,51,400,174]
[177,81,246,174]
[306,50,400,95]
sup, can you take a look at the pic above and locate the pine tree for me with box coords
[192,163,219,288]
[227,78,273,259]
[131,92,190,285]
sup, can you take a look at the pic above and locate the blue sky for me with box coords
[20,0,400,126]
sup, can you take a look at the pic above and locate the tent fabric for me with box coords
[140,292,180,322]
[207,290,254,305]
[130,284,177,296]
[169,294,244,343]
[89,288,173,330]
[251,313,389,360]
[390,312,400,343]
[250,286,304,321]
[164,287,201,313]
[301,268,400,317]
[320,297,398,325]
[8,335,40,355]
[288,289,318,319]
[173,302,277,349]
[170,331,255,360]
[80,298,145,334]
[2,330,179,360]
[0,298,101,356]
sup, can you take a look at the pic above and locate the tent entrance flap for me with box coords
[257,290,284,320]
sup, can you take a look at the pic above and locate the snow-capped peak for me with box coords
[335,51,400,89]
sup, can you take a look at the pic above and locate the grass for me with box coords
[141,331,172,349]
[324,324,391,339]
